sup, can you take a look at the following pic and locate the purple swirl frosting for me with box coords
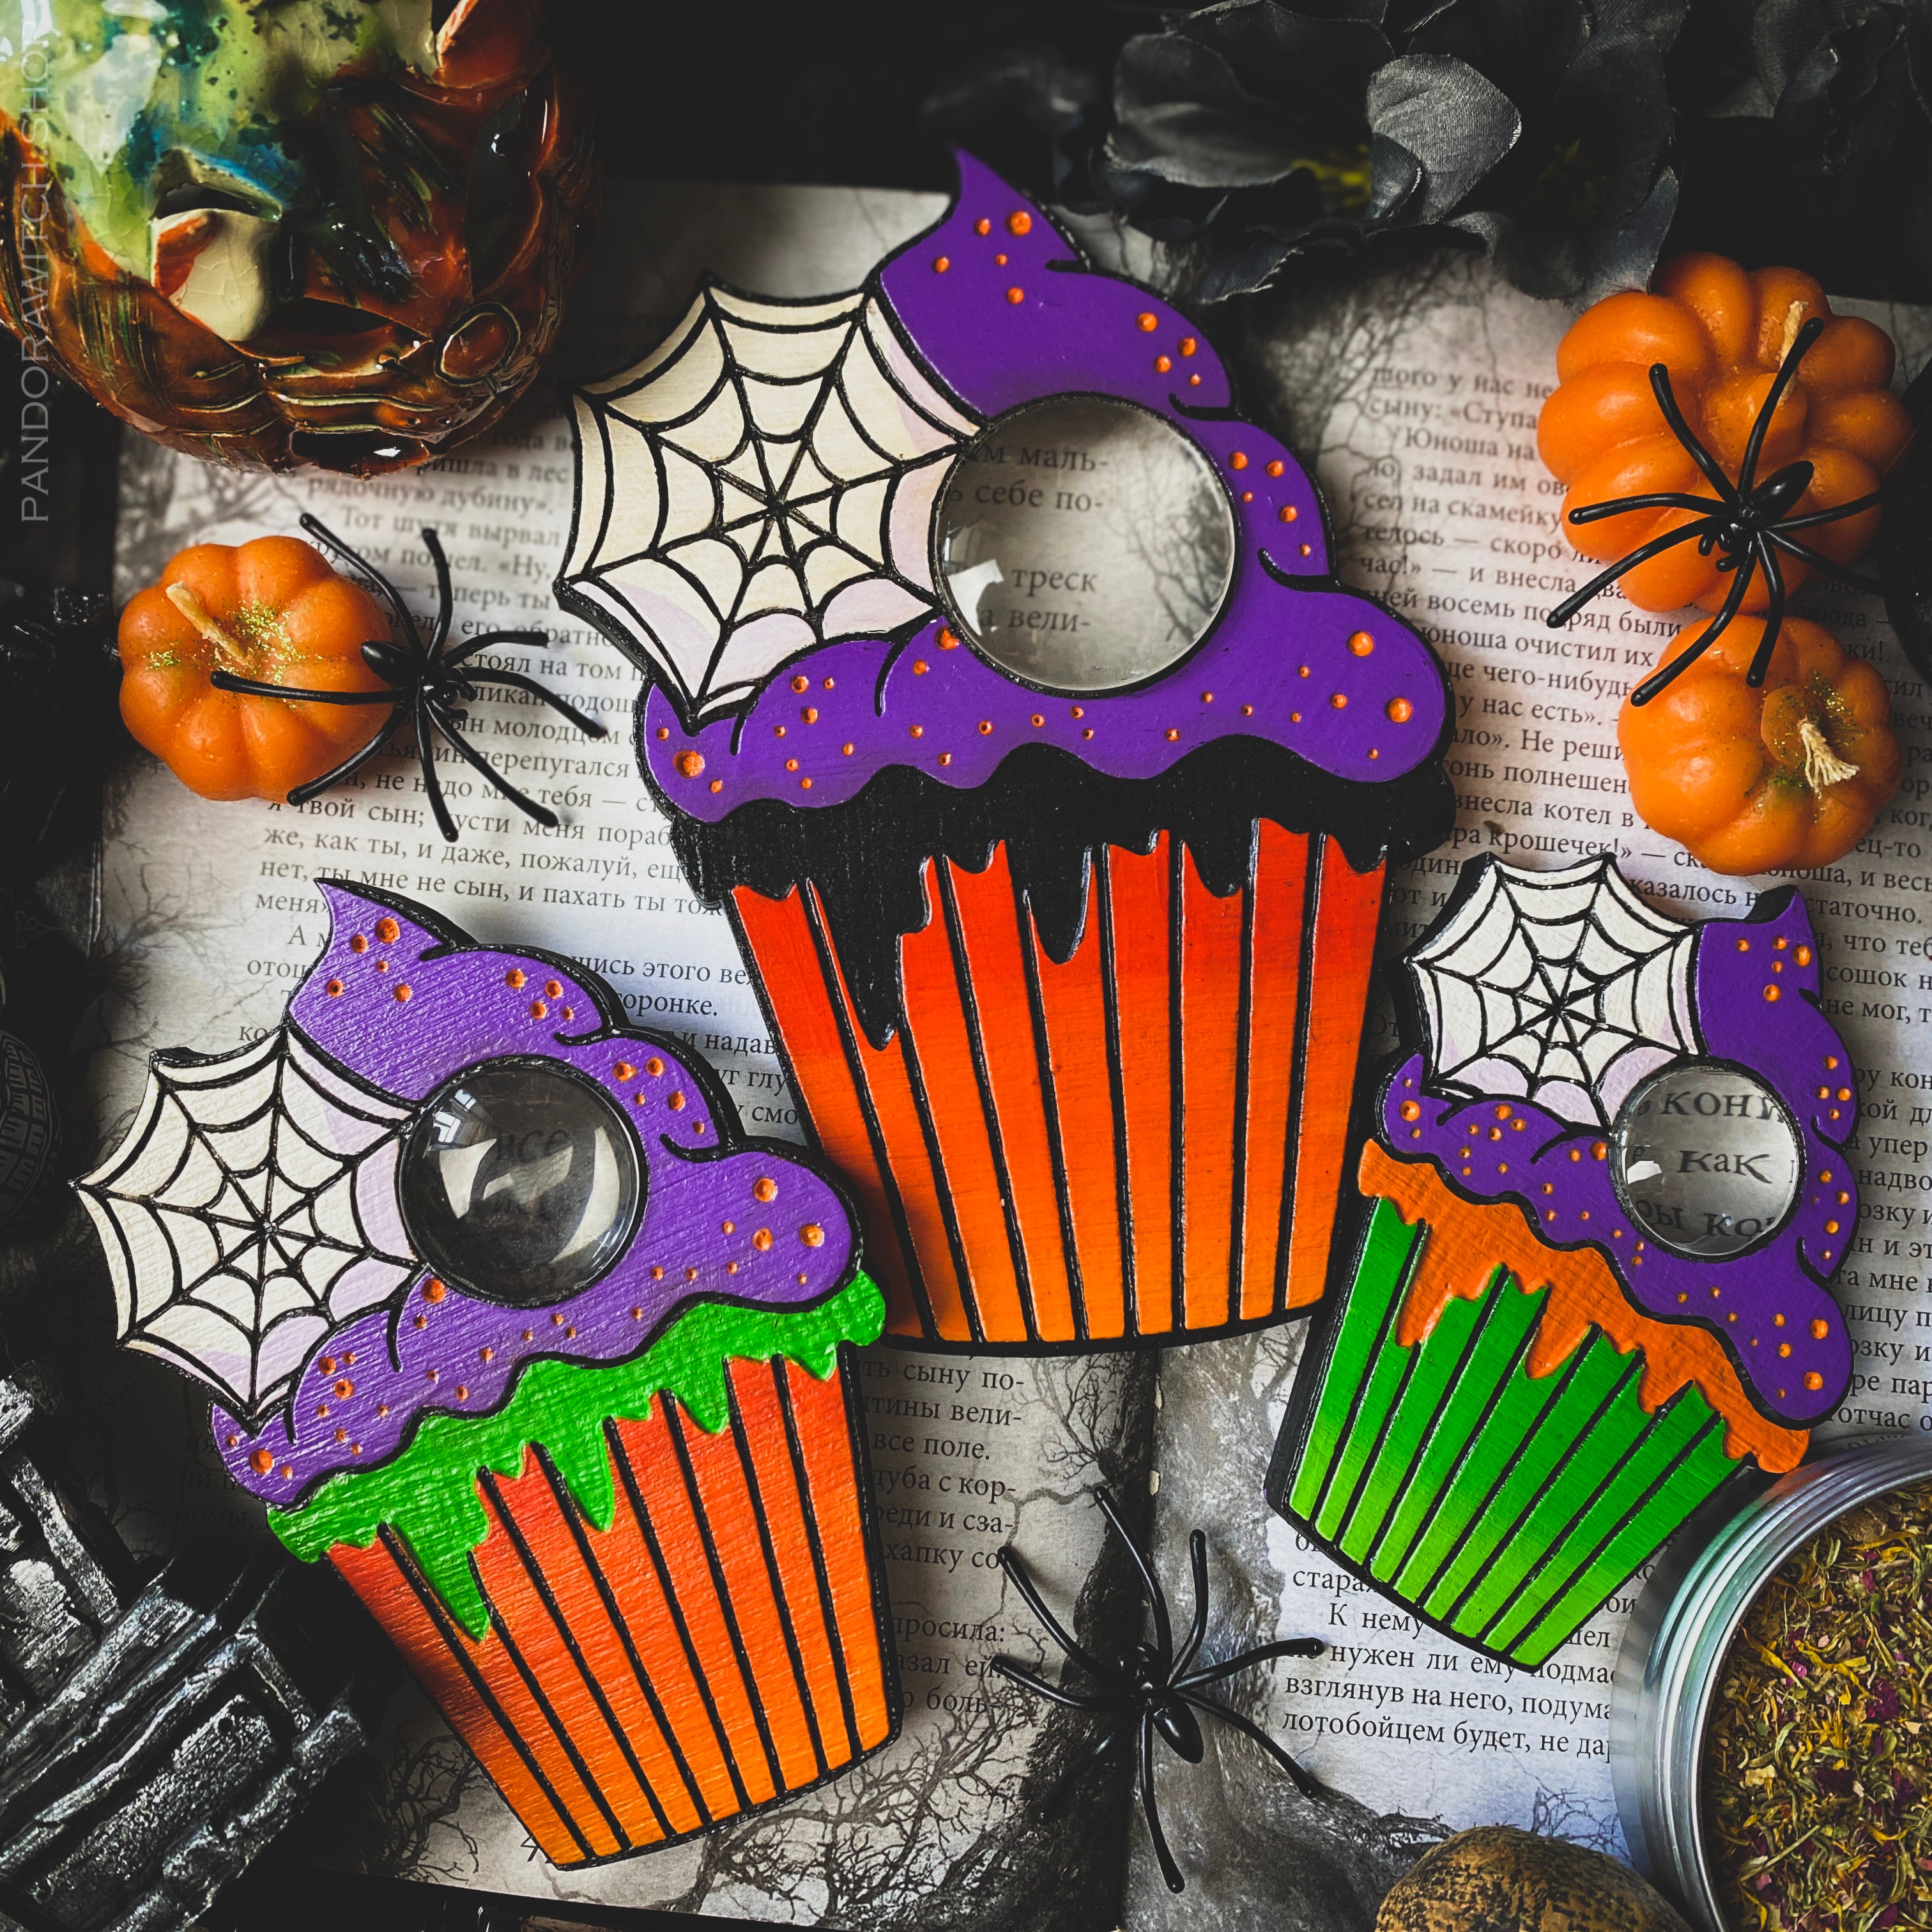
[1380,887,1854,1426]
[631,153,1448,822]
[216,883,854,1505]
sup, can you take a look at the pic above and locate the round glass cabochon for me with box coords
[934,395,1236,691]
[1609,1061,1801,1259]
[400,1060,642,1305]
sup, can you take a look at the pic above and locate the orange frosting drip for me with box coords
[1361,1142,1805,1474]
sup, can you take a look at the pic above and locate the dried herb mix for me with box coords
[1705,1478,1932,1930]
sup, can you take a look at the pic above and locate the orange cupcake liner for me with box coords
[329,1353,898,1867]
[732,825,1385,1347]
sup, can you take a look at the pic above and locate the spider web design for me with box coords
[559,283,978,721]
[76,1027,417,1427]
[1407,855,1699,1128]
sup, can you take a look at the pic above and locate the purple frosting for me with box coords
[1379,889,1854,1427]
[636,153,1447,822]
[216,883,853,1504]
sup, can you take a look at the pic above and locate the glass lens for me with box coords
[400,1061,641,1305]
[933,394,1235,691]
[1609,1062,1800,1260]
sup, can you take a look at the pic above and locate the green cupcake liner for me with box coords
[1273,1196,1746,1669]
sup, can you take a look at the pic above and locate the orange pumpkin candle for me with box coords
[118,536,391,802]
[1618,613,1900,875]
[1538,257,1912,615]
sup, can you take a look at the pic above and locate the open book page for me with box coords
[1133,259,1932,1930]
[95,184,1150,1928]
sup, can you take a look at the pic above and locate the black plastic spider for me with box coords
[1545,314,1887,707]
[993,1487,1328,1894]
[208,512,606,840]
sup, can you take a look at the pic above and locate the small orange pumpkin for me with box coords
[1618,613,1900,875]
[119,537,390,802]
[1538,257,1912,613]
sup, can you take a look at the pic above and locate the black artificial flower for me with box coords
[1672,0,1932,303]
[1089,0,1523,298]
[1406,0,1685,300]
[923,0,1687,304]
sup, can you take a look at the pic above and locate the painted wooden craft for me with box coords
[1267,853,1857,1670]
[555,154,1454,1351]
[76,884,898,1867]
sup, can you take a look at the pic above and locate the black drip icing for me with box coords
[664,736,1453,1049]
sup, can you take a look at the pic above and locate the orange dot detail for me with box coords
[675,749,705,779]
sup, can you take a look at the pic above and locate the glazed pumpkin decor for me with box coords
[1536,256,1912,871]
[119,517,605,839]
[1619,614,1901,877]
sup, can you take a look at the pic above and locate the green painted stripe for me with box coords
[1443,1351,1653,1641]
[1361,1272,1539,1581]
[1391,1321,1584,1607]
[1509,1416,1738,1667]
[1289,1199,1418,1521]
[268,1274,885,1637]
[1478,1385,1715,1655]
[1338,1276,1492,1570]
[1418,1338,1636,1625]
[1314,1332,1416,1545]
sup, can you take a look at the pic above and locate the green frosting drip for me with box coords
[268,1274,883,1637]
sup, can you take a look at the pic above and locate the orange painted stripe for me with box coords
[944,850,1077,1342]
[729,884,928,1341]
[896,867,1030,1344]
[469,1475,659,1847]
[1177,840,1246,1330]
[328,1535,601,1866]
[1238,822,1310,1320]
[573,1420,745,1823]
[610,1406,779,1805]
[785,1360,892,1749]
[483,1457,703,1842]
[728,1357,856,1764]
[675,1406,821,1790]
[1106,837,1175,1337]
[1029,864,1125,1340]
[1285,839,1385,1308]
[805,879,974,1343]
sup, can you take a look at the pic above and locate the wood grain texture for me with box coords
[328,1355,895,1867]
[737,828,1383,1348]
[1363,1142,1807,1471]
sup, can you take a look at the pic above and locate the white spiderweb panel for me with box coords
[76,1028,417,1425]
[561,285,977,719]
[1408,855,1698,1128]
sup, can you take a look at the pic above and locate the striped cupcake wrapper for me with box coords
[330,1353,898,1866]
[1270,1197,1747,1670]
[731,824,1384,1349]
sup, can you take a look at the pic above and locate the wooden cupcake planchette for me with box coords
[76,883,899,1866]
[1269,853,1860,1669]
[556,154,1455,1351]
